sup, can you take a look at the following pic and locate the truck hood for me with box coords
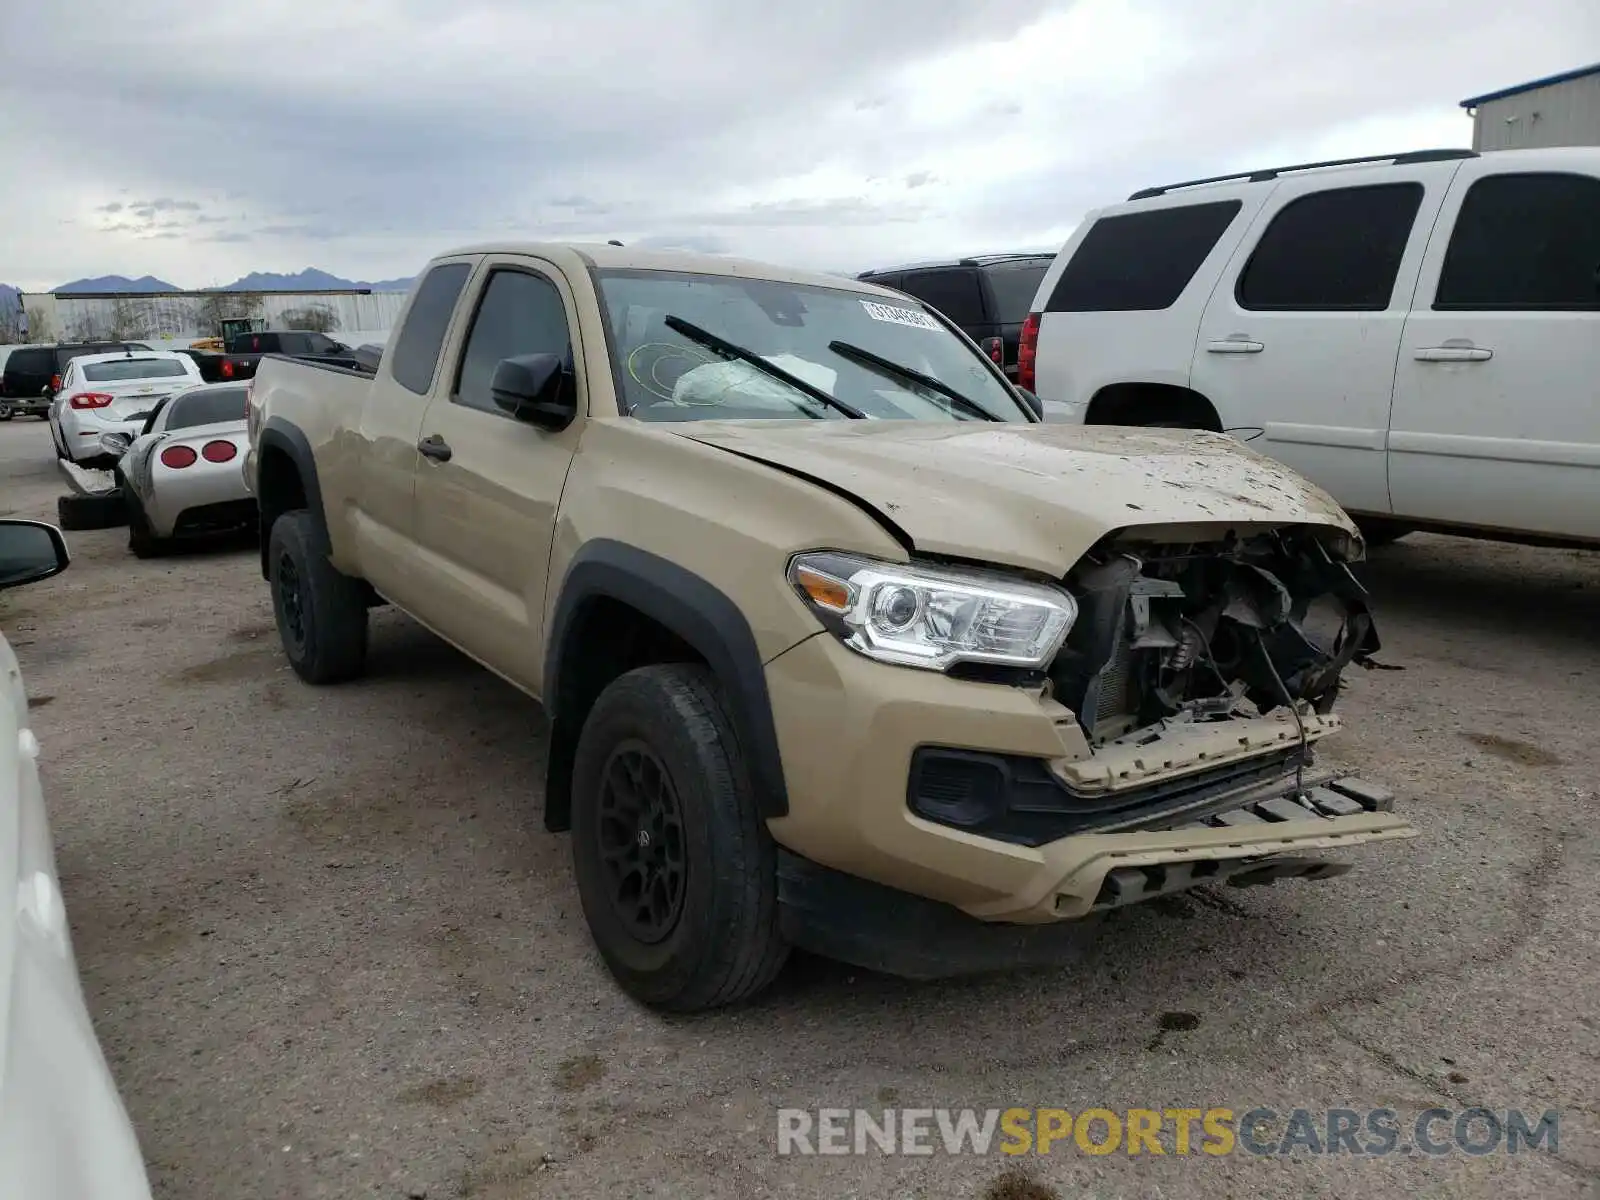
[670,421,1357,575]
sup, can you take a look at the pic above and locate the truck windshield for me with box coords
[593,269,1031,422]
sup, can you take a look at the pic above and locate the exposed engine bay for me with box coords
[1049,526,1380,745]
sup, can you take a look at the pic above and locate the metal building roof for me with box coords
[1460,62,1600,109]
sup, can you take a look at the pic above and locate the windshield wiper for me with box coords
[663,315,865,420]
[827,340,1002,422]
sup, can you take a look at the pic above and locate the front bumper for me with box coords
[764,633,1417,926]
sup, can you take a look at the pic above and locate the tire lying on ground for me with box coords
[56,490,128,531]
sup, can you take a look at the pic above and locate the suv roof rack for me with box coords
[1128,148,1479,201]
[859,251,1054,277]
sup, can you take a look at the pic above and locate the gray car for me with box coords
[101,382,256,558]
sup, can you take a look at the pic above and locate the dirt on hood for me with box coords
[671,421,1358,575]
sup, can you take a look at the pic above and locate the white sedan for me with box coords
[49,352,202,468]
[0,519,155,1198]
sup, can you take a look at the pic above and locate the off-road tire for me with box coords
[56,490,127,531]
[571,664,789,1011]
[267,509,368,684]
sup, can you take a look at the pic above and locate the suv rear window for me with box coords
[391,262,473,395]
[5,348,53,375]
[982,259,1052,324]
[896,268,986,326]
[1046,200,1242,312]
[1236,183,1423,311]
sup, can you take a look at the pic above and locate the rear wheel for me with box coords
[120,477,166,558]
[571,664,788,1011]
[267,509,369,684]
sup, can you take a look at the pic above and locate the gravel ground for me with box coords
[3,418,1598,1200]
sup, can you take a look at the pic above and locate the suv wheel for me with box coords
[267,509,369,683]
[571,664,789,1011]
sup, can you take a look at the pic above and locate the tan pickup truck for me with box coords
[243,242,1417,1011]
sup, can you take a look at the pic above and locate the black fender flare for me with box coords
[254,418,330,578]
[541,539,790,831]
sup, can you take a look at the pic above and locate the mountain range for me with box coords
[0,268,414,302]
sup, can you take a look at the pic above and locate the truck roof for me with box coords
[433,241,905,298]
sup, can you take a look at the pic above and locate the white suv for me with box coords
[1023,147,1600,547]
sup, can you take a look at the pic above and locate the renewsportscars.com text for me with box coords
[776,1106,1560,1157]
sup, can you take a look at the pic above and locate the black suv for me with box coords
[1,341,153,420]
[856,253,1054,379]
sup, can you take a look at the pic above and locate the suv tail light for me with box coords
[68,391,115,409]
[50,374,62,393]
[983,336,1004,367]
[221,360,235,378]
[160,445,198,469]
[1017,312,1041,394]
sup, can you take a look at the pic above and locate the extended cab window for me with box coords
[391,262,472,395]
[1434,172,1600,311]
[1046,200,1241,312]
[594,270,1031,423]
[1236,183,1423,311]
[897,269,986,327]
[453,269,571,414]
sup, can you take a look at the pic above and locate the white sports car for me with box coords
[0,519,155,1198]
[49,351,203,468]
[101,382,255,558]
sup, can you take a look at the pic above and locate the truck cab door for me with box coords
[349,258,475,607]
[406,256,586,691]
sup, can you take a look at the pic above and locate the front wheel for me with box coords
[0,402,13,421]
[267,509,369,684]
[571,664,789,1011]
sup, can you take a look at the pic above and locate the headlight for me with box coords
[787,551,1077,672]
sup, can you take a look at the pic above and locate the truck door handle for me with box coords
[1414,346,1492,362]
[1205,338,1264,354]
[417,434,452,462]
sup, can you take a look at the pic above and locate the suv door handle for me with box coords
[417,434,452,462]
[1205,338,1264,354]
[1414,346,1492,362]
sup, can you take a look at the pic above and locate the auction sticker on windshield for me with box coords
[860,300,942,332]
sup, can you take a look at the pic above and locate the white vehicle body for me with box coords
[0,521,154,1199]
[49,352,202,467]
[1026,146,1600,547]
[111,383,255,544]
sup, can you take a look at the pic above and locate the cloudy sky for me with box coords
[1,0,1594,289]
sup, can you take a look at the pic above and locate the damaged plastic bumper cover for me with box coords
[776,774,1415,979]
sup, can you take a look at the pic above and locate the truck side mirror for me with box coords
[490,353,575,430]
[0,519,71,590]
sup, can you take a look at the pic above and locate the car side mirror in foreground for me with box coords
[491,353,576,430]
[1015,388,1044,420]
[0,520,70,591]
